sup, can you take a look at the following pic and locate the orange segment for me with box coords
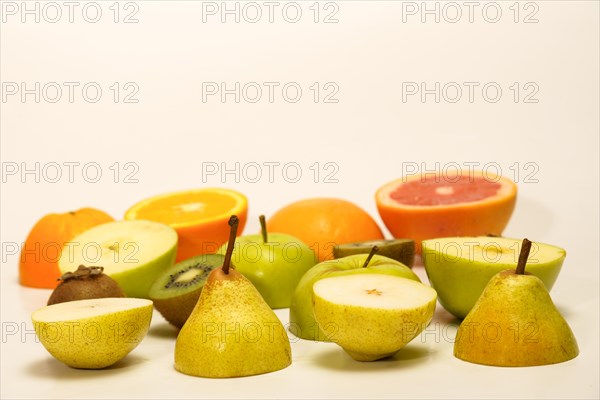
[376,171,517,253]
[125,188,248,261]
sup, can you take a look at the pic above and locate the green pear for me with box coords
[454,239,579,366]
[32,298,153,369]
[174,216,291,378]
[290,252,420,341]
[312,274,437,361]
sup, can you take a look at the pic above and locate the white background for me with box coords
[1,1,599,398]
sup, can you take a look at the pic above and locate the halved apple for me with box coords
[422,236,566,319]
[312,274,437,361]
[59,220,178,298]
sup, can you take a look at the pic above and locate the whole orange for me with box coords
[19,208,114,288]
[267,198,384,262]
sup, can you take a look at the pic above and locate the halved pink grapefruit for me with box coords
[375,170,517,252]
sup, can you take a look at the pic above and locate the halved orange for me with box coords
[376,171,517,252]
[124,188,248,262]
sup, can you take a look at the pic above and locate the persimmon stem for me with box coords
[259,215,268,243]
[516,238,532,275]
[362,246,379,268]
[222,215,239,274]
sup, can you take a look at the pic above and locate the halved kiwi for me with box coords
[333,239,415,267]
[148,254,224,329]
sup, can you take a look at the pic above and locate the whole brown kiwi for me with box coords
[47,265,126,305]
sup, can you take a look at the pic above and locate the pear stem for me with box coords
[362,246,379,268]
[222,215,239,275]
[516,238,532,275]
[259,215,268,243]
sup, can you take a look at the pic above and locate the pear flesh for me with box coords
[454,270,579,366]
[312,274,437,361]
[31,298,153,369]
[174,267,292,378]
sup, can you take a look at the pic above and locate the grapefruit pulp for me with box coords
[376,171,517,252]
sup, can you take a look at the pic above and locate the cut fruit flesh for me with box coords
[149,255,224,299]
[313,274,436,309]
[375,171,517,251]
[377,172,516,209]
[32,298,152,322]
[423,236,566,267]
[59,220,177,275]
[124,188,247,228]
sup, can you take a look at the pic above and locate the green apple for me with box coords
[422,236,566,319]
[59,220,178,298]
[313,274,437,361]
[289,253,420,341]
[32,297,153,369]
[217,215,316,309]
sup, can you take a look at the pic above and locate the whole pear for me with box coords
[174,216,291,378]
[454,238,579,367]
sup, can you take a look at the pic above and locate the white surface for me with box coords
[1,1,599,399]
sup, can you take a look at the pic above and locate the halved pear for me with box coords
[32,298,153,369]
[312,274,437,361]
[59,220,178,298]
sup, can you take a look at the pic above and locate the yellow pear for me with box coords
[174,216,291,378]
[454,238,579,366]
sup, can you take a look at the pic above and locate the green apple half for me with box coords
[422,236,566,319]
[32,297,153,369]
[59,220,178,298]
[313,274,437,361]
[289,254,420,341]
[217,233,316,309]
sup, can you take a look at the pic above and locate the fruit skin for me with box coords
[48,265,126,305]
[19,208,114,288]
[267,198,384,262]
[312,274,437,361]
[289,254,420,341]
[454,270,579,366]
[174,267,291,378]
[58,220,178,299]
[333,239,415,267]
[422,236,566,319]
[124,188,248,262]
[217,233,317,309]
[149,254,224,329]
[32,298,153,369]
[375,171,517,253]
